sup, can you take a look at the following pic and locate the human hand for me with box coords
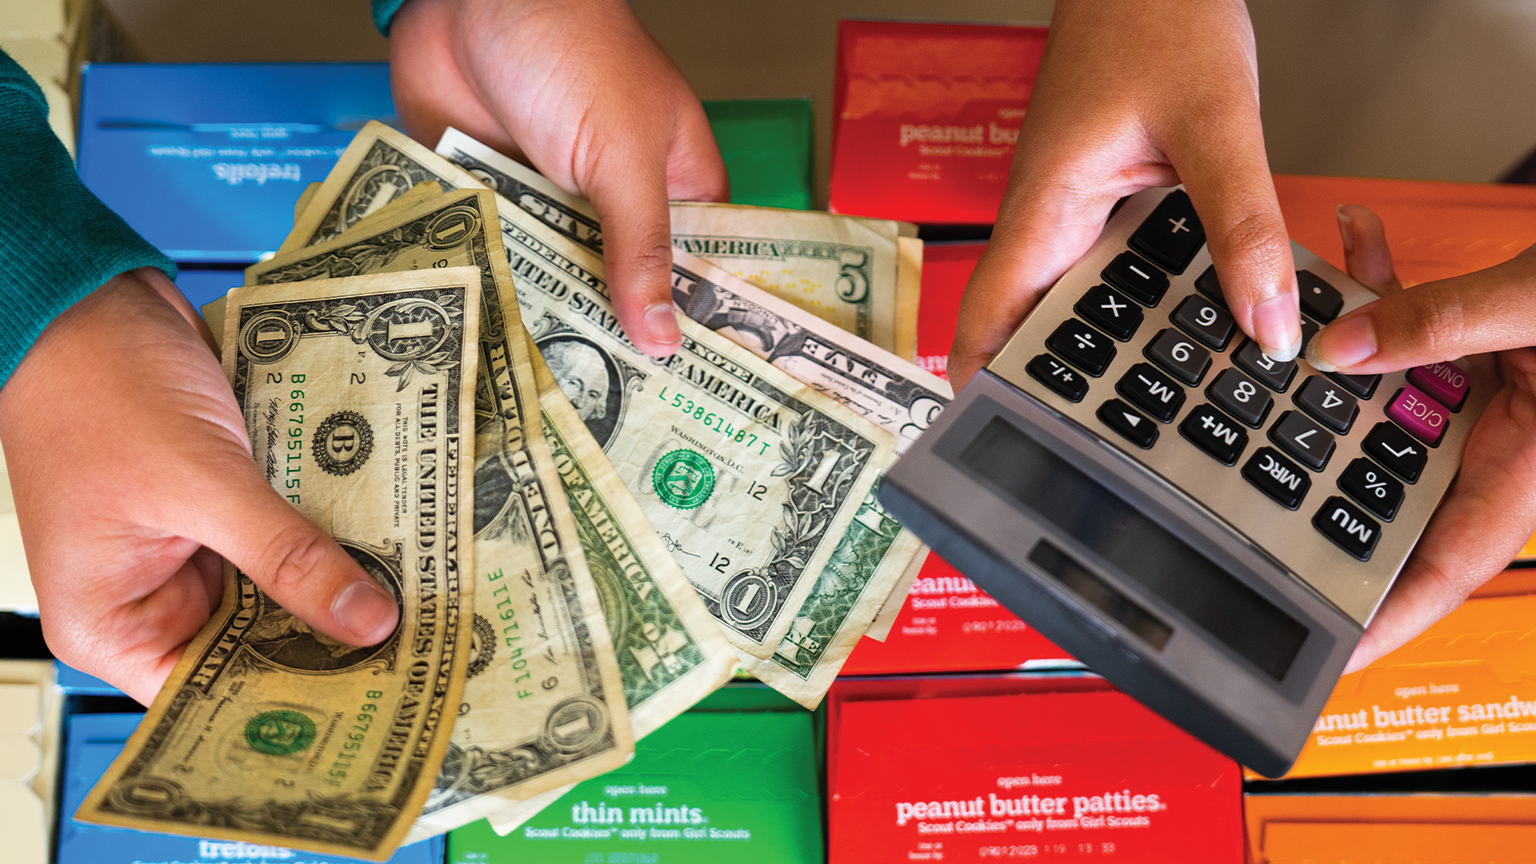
[1313,206,1536,672]
[0,269,399,704]
[388,0,728,357]
[951,0,1299,389]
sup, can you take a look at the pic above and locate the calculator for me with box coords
[878,186,1490,776]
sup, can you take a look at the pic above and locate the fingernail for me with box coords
[645,304,681,347]
[333,580,398,644]
[1336,205,1354,255]
[1306,314,1376,372]
[1252,294,1302,362]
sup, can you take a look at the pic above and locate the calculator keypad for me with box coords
[1409,362,1469,411]
[1298,270,1345,322]
[1145,328,1211,385]
[1000,188,1476,606]
[1363,422,1428,483]
[1232,339,1298,392]
[1103,252,1170,306]
[1314,496,1381,560]
[1327,371,1381,399]
[1386,384,1448,446]
[1128,189,1205,274]
[1243,447,1311,509]
[1270,410,1336,471]
[1293,375,1359,433]
[1338,458,1403,520]
[1181,404,1248,465]
[1099,399,1158,448]
[1116,363,1186,422]
[1207,368,1273,428]
[1047,319,1116,376]
[1076,284,1143,340]
[1027,353,1088,402]
[1170,294,1236,349]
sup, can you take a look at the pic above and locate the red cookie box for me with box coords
[846,240,1072,674]
[828,678,1243,863]
[830,21,1047,225]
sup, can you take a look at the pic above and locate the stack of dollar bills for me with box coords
[75,122,951,860]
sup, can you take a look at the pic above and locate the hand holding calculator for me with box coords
[880,187,1491,776]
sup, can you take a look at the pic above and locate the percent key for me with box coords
[1339,458,1404,520]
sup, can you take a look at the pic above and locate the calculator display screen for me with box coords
[958,417,1309,681]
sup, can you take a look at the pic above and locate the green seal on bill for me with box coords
[652,449,716,510]
[244,710,318,756]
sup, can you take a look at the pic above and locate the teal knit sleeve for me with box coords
[373,0,408,34]
[0,52,175,387]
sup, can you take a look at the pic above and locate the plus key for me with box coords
[1129,190,1206,274]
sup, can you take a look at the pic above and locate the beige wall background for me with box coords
[100,0,1536,201]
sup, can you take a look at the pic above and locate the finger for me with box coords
[39,552,218,706]
[1160,107,1299,361]
[950,183,1127,390]
[388,0,519,157]
[1305,251,1536,374]
[173,460,399,647]
[1345,354,1536,671]
[1336,204,1403,296]
[581,142,683,357]
[663,99,729,204]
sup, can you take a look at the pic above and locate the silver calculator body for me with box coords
[879,187,1490,776]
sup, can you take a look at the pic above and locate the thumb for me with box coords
[583,144,684,358]
[1305,245,1536,375]
[177,462,399,647]
[949,181,1123,390]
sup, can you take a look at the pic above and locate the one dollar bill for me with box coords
[252,186,634,837]
[669,251,950,706]
[78,269,482,860]
[435,127,923,359]
[499,215,895,660]
[474,340,741,837]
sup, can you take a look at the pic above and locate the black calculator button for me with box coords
[1144,328,1211,385]
[1207,369,1273,428]
[1363,421,1427,483]
[1233,339,1297,392]
[1195,265,1227,308]
[1327,372,1382,399]
[1294,375,1359,433]
[1180,404,1248,465]
[1270,410,1335,471]
[1338,457,1404,520]
[1075,284,1143,341]
[1098,399,1158,449]
[1170,294,1236,350]
[1128,190,1205,275]
[1297,270,1345,322]
[1102,252,1169,306]
[1313,496,1381,561]
[1115,363,1186,422]
[1026,353,1089,402]
[1046,319,1116,377]
[1301,316,1320,355]
[1242,447,1311,509]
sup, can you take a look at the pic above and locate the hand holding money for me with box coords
[388,0,728,356]
[0,267,399,706]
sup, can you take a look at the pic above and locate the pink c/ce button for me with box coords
[1387,383,1449,446]
[1407,361,1469,411]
